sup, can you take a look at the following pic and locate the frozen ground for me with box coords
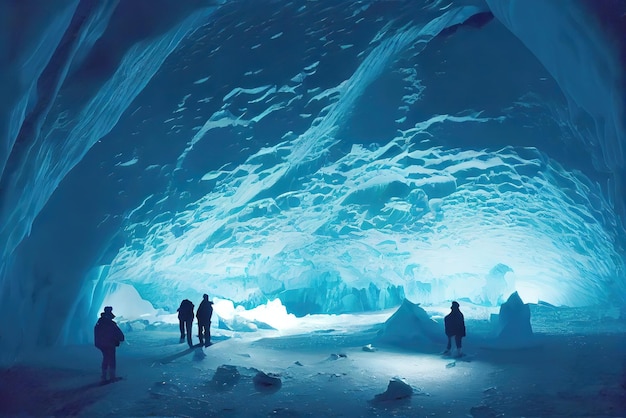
[1,304,625,417]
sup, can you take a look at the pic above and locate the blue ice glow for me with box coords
[108,135,623,311]
[0,0,625,364]
[93,0,625,313]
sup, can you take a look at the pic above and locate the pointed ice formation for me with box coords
[492,291,536,349]
[377,299,444,348]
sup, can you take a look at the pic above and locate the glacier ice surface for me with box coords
[0,0,624,364]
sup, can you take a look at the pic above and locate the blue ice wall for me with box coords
[0,0,624,364]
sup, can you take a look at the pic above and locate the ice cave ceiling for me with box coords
[0,0,625,356]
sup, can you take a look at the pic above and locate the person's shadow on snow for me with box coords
[157,344,203,365]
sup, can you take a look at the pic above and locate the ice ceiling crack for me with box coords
[0,0,624,364]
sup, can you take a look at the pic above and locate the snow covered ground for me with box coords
[1,303,625,417]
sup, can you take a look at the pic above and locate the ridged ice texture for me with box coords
[108,127,624,310]
[93,0,625,313]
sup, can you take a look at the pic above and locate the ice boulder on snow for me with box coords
[376,299,444,348]
[492,291,535,348]
[253,371,282,393]
[217,316,275,332]
[120,319,149,332]
[369,377,413,404]
[210,365,241,391]
[326,353,348,361]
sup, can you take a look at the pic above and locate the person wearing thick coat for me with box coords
[177,299,195,347]
[443,301,466,357]
[94,306,125,381]
[196,294,214,347]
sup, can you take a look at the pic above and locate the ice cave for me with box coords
[1,0,625,416]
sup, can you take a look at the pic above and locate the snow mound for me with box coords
[376,299,445,348]
[253,371,282,393]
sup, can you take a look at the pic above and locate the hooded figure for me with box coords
[196,294,214,347]
[94,306,125,382]
[443,301,466,357]
[177,299,195,347]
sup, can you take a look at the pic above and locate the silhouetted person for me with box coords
[196,294,214,347]
[94,306,125,382]
[177,299,195,347]
[443,301,466,357]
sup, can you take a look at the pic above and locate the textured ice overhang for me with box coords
[486,0,626,217]
[0,0,624,364]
